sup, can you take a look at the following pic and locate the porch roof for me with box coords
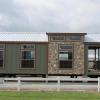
[85,34,100,43]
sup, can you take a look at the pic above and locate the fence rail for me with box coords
[0,77,100,92]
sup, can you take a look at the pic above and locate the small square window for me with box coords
[69,36,81,41]
[22,51,34,59]
[59,45,72,51]
[50,36,65,41]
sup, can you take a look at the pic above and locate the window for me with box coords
[59,45,73,68]
[0,45,4,67]
[50,36,65,41]
[69,36,81,41]
[21,44,35,68]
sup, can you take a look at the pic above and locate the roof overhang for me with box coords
[84,42,100,45]
[0,41,48,44]
[46,32,87,36]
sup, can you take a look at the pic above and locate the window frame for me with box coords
[0,44,5,68]
[20,44,35,69]
[58,44,73,69]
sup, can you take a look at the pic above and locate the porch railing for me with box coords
[88,61,100,72]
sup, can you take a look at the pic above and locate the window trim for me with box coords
[0,45,5,68]
[20,44,35,69]
[58,44,74,69]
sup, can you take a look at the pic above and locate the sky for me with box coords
[0,0,100,33]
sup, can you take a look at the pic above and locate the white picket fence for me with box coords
[0,77,100,92]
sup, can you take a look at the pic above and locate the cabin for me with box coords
[0,32,99,77]
[0,32,48,77]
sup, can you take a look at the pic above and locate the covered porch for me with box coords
[88,45,100,72]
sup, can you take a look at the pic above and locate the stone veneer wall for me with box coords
[48,41,85,75]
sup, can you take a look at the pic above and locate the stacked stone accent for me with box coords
[48,41,84,75]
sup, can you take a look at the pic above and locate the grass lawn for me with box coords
[0,91,100,100]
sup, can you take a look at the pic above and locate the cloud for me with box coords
[0,0,100,33]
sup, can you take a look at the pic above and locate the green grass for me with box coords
[0,92,100,100]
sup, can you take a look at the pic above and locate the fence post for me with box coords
[98,77,100,92]
[0,78,4,84]
[17,77,21,91]
[0,78,4,88]
[46,77,48,84]
[57,77,60,92]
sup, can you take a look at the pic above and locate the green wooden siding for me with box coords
[0,43,48,75]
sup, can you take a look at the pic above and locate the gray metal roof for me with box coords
[0,32,99,43]
[0,32,48,42]
[85,34,100,42]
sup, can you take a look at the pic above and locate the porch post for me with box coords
[98,48,100,60]
[95,48,96,61]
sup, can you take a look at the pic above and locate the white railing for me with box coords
[0,77,100,92]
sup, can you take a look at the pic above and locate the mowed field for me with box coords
[0,92,100,100]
